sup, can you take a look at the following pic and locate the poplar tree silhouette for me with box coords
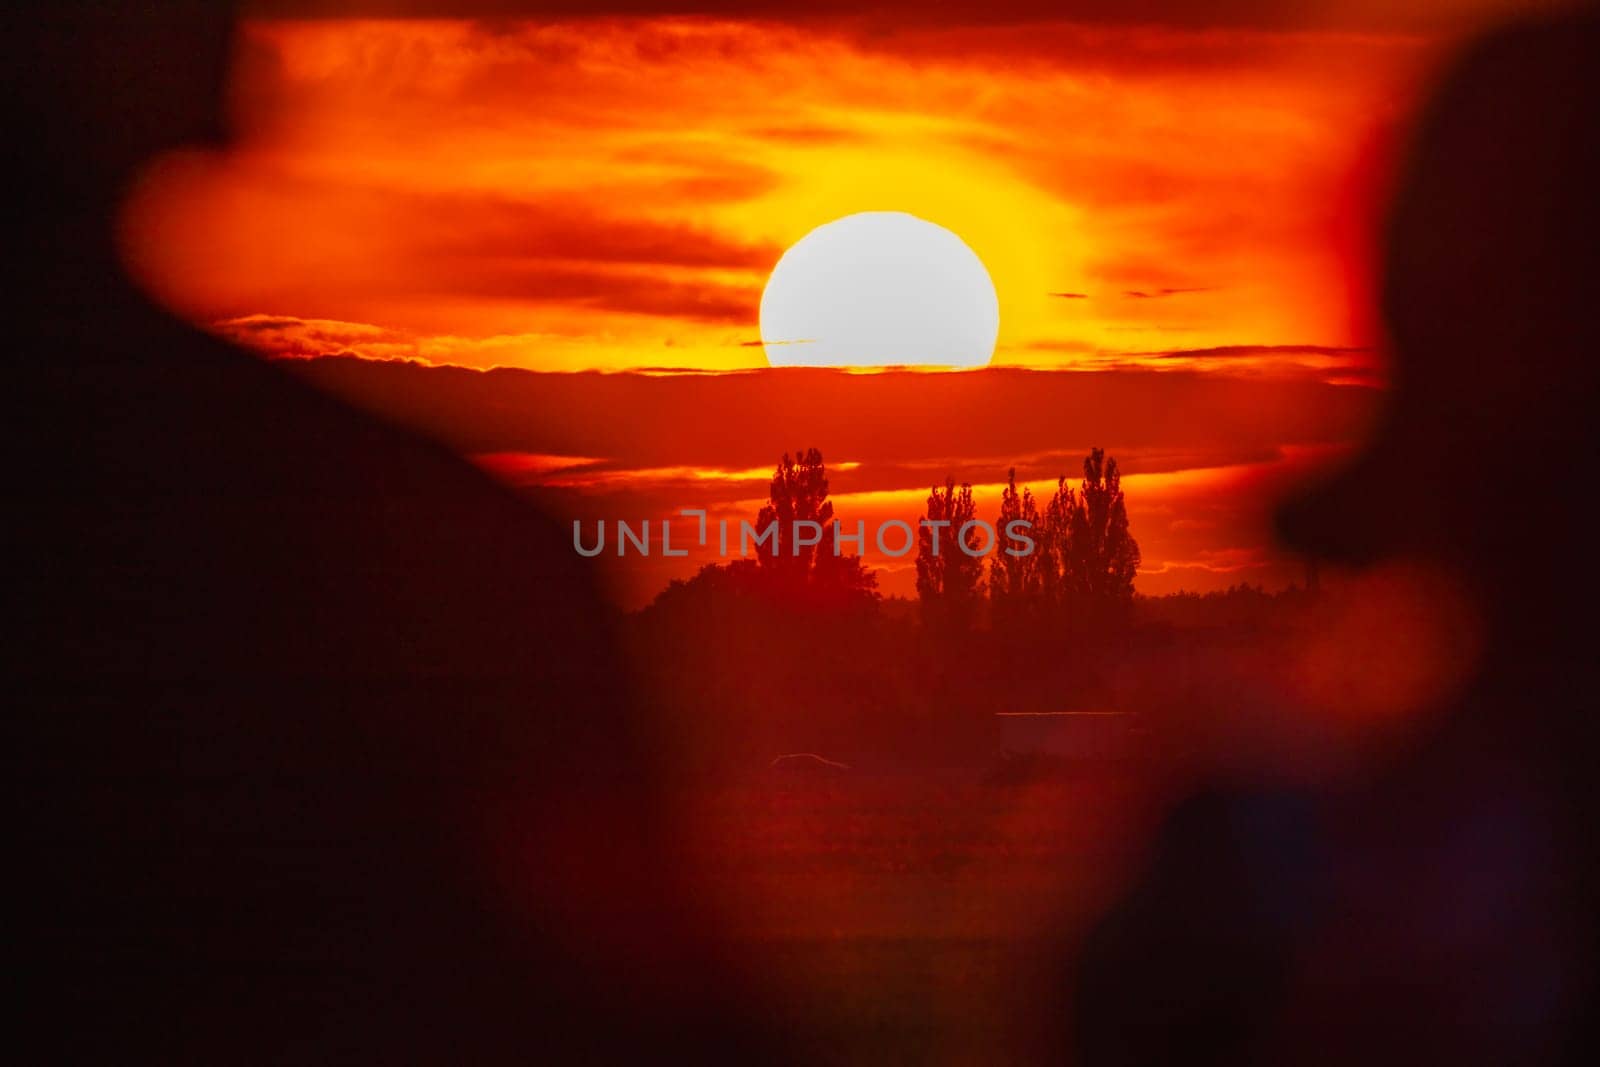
[1039,472,1077,611]
[1030,448,1141,617]
[916,476,983,630]
[1066,448,1140,602]
[753,447,876,605]
[755,448,833,592]
[989,467,1042,629]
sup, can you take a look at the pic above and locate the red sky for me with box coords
[115,2,1553,604]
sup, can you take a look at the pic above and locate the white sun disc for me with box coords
[759,211,999,368]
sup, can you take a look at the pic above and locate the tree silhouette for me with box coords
[753,447,876,606]
[812,520,879,606]
[916,476,983,630]
[989,467,1042,629]
[1065,447,1141,602]
[755,448,833,591]
[1039,473,1077,612]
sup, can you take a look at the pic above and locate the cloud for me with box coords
[443,195,781,271]
[246,2,1536,35]
[1143,344,1370,359]
[264,355,1379,603]
[129,164,774,330]
[214,315,779,372]
[123,15,1445,368]
[286,355,1377,474]
[746,124,869,145]
[1002,341,1377,379]
[1123,287,1213,298]
[212,314,419,359]
[432,261,762,324]
[470,452,607,482]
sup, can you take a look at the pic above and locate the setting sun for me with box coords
[760,212,999,367]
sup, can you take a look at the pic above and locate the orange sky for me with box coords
[114,4,1548,603]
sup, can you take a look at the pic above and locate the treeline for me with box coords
[916,449,1140,632]
[649,446,1141,631]
[627,447,1320,769]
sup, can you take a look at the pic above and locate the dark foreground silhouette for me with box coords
[1072,9,1599,1065]
[11,5,767,1062]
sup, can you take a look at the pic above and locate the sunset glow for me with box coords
[113,8,1491,600]
[120,15,1441,373]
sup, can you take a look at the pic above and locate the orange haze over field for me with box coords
[116,3,1546,602]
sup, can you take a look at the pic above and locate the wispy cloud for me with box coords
[1142,343,1369,359]
[1123,287,1214,299]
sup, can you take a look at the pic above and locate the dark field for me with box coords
[672,772,1159,1061]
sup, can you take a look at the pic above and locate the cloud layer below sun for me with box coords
[287,356,1380,603]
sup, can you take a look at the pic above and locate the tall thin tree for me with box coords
[989,467,1042,628]
[753,447,877,605]
[756,448,833,592]
[1066,448,1140,601]
[1039,474,1076,611]
[917,476,983,629]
